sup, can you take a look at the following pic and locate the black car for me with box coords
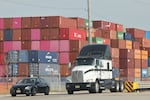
[10,77,50,96]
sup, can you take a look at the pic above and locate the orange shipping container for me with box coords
[118,40,132,49]
[135,68,141,78]
[40,28,50,40]
[134,59,141,68]
[0,30,3,41]
[4,18,12,29]
[60,64,71,77]
[134,49,141,59]
[49,28,60,40]
[101,30,117,39]
[31,17,40,28]
[13,29,21,40]
[111,48,119,58]
[141,50,148,60]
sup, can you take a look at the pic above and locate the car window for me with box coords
[40,78,47,84]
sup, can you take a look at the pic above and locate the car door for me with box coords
[36,78,47,93]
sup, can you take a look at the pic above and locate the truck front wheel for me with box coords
[89,81,100,93]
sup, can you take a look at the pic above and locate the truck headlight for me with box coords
[86,79,94,82]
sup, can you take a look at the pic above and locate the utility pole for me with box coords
[87,0,92,44]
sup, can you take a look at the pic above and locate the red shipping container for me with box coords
[141,59,148,68]
[4,18,12,29]
[59,40,69,52]
[49,16,76,28]
[103,39,110,46]
[94,30,102,37]
[21,41,31,50]
[101,30,117,39]
[12,41,21,50]
[4,41,13,53]
[0,42,3,53]
[120,68,135,81]
[31,17,40,28]
[60,64,71,77]
[13,29,21,41]
[18,63,29,77]
[112,58,119,68]
[21,17,31,28]
[0,65,6,77]
[126,28,145,38]
[119,49,134,59]
[70,40,80,52]
[132,41,140,49]
[115,24,124,32]
[59,52,69,64]
[119,58,134,68]
[71,17,85,29]
[49,28,59,40]
[109,22,116,31]
[93,20,110,30]
[31,29,40,40]
[111,48,119,58]
[40,28,50,40]
[111,39,118,48]
[40,16,50,28]
[12,17,21,29]
[59,28,86,40]
[118,40,132,49]
[0,18,4,29]
[31,41,40,50]
[134,59,141,68]
[49,40,59,52]
[40,40,50,51]
[0,30,4,41]
[21,29,31,40]
[69,51,79,63]
[0,53,4,65]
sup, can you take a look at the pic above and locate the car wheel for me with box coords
[44,87,49,95]
[31,88,36,96]
[11,93,16,97]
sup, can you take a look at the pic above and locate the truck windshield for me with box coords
[75,58,94,66]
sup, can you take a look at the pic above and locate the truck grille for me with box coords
[72,71,83,83]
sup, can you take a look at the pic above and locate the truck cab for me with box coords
[66,44,124,94]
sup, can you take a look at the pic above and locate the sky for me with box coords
[0,0,150,30]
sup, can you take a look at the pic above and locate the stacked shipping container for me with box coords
[0,15,150,82]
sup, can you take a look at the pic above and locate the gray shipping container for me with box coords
[8,50,19,63]
[39,63,60,76]
[8,64,18,77]
[29,63,39,77]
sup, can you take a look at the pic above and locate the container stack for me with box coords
[0,15,150,82]
[0,16,88,79]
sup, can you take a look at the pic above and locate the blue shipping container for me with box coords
[112,68,119,78]
[4,29,13,41]
[141,68,148,78]
[38,51,58,64]
[18,50,29,62]
[145,31,150,39]
[123,32,134,41]
[8,64,18,77]
[28,50,38,63]
[148,57,150,67]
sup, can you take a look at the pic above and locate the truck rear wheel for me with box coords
[119,81,124,92]
[110,81,119,92]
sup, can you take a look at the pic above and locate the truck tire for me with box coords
[67,90,73,94]
[119,81,124,92]
[110,81,119,92]
[89,81,100,93]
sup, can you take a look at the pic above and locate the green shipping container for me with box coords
[117,32,124,39]
[92,37,103,44]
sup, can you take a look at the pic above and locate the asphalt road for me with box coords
[0,91,150,100]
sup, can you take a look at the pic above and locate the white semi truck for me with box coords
[66,44,124,94]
